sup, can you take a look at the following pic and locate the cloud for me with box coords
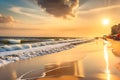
[77,5,120,20]
[79,5,120,14]
[36,0,79,18]
[10,7,44,19]
[0,15,15,23]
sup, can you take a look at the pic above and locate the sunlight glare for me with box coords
[102,19,110,25]
[104,40,111,80]
[104,40,110,74]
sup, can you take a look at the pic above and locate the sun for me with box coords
[102,19,110,25]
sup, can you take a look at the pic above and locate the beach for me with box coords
[0,38,93,67]
[0,39,120,80]
[1,0,120,80]
[108,39,120,57]
[36,39,120,80]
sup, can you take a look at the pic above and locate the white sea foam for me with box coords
[0,38,94,67]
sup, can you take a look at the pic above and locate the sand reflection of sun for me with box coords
[103,40,111,80]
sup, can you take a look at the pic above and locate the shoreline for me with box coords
[107,39,120,57]
[0,39,120,80]
[0,39,94,67]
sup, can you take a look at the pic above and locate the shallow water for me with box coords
[0,39,120,80]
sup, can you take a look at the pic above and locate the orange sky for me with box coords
[0,0,120,37]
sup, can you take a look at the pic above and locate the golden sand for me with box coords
[36,75,80,80]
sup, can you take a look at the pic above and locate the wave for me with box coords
[0,39,21,44]
[0,39,83,52]
[0,38,95,67]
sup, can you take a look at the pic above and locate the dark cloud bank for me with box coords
[36,0,79,18]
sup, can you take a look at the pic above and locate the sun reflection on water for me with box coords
[104,40,110,80]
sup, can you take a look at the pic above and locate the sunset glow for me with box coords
[104,40,110,74]
[1,1,120,80]
[0,0,120,37]
[102,19,110,26]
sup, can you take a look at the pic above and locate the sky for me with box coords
[0,0,120,37]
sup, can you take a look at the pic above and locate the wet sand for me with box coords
[0,39,120,80]
[108,39,120,75]
[108,39,120,57]
[37,39,120,80]
[37,76,80,80]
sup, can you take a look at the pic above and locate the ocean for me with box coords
[0,37,79,52]
[0,36,94,67]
